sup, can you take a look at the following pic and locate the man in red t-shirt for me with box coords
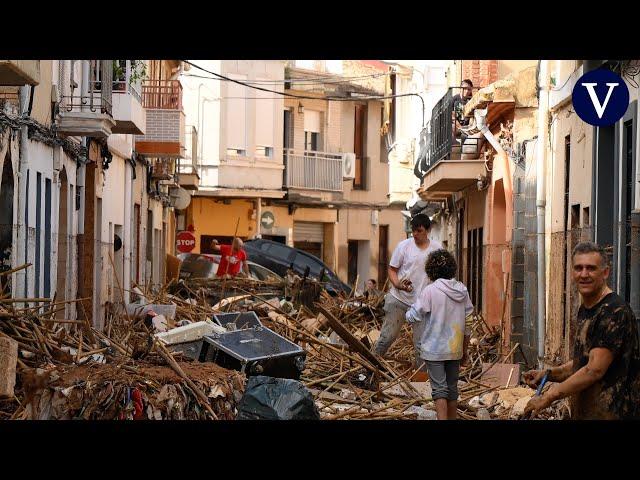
[211,238,249,277]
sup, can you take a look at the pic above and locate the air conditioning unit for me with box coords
[342,152,356,179]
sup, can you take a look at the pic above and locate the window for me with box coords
[225,73,247,153]
[256,146,273,158]
[353,104,367,190]
[255,79,275,154]
[267,243,294,261]
[294,252,321,276]
[249,263,280,282]
[304,132,319,152]
[226,148,246,157]
[304,110,322,152]
[390,73,396,142]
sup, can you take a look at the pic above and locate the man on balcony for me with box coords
[211,238,249,278]
[452,79,474,128]
[373,214,442,357]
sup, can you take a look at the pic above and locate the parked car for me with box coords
[243,239,351,295]
[177,253,282,282]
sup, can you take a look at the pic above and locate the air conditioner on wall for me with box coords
[342,152,356,179]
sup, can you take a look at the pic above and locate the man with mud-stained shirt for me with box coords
[523,242,640,419]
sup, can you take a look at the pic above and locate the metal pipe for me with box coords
[536,60,550,367]
[15,86,31,298]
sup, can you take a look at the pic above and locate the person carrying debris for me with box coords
[373,214,442,356]
[210,238,249,278]
[405,249,473,420]
[523,242,640,419]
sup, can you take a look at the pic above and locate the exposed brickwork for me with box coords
[461,60,498,89]
[135,109,180,142]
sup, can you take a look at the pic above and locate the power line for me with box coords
[182,71,390,85]
[181,60,426,125]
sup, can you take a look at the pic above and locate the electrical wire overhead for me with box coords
[182,71,390,85]
[181,60,426,126]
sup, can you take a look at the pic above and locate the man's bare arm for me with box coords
[388,266,404,290]
[210,239,221,253]
[547,348,613,401]
[525,348,613,415]
[548,360,575,382]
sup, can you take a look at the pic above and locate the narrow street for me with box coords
[0,59,638,420]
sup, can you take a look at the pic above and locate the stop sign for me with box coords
[176,230,196,253]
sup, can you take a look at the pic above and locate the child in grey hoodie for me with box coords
[406,249,473,420]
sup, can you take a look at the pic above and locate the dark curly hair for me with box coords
[425,249,457,281]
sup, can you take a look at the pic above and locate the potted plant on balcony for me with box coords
[112,60,147,91]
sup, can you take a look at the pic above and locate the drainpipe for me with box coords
[255,197,262,239]
[535,60,550,367]
[16,86,31,299]
[76,139,87,319]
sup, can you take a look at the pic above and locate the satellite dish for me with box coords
[170,187,191,210]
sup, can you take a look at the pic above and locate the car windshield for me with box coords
[248,263,282,282]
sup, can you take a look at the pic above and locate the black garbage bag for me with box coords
[236,375,320,420]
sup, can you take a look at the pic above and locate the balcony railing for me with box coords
[60,60,113,116]
[285,149,343,192]
[141,80,182,110]
[414,87,482,178]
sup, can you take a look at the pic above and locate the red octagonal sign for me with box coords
[176,230,196,253]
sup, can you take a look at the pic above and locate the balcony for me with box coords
[135,80,185,158]
[284,149,344,193]
[0,60,40,86]
[56,60,115,138]
[111,61,146,135]
[414,88,485,196]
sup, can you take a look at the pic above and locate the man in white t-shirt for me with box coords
[373,214,442,357]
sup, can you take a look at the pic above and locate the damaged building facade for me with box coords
[414,59,640,368]
[0,60,185,328]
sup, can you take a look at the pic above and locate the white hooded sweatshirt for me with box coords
[406,278,474,361]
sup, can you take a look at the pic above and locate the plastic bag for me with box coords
[236,376,320,420]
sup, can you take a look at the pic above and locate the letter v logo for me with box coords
[572,69,629,127]
[581,82,618,118]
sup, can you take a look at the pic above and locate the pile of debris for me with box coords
[0,266,247,420]
[16,360,243,420]
[1,263,569,420]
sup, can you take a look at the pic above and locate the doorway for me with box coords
[347,240,358,287]
[0,153,14,293]
[378,225,389,288]
[56,168,69,317]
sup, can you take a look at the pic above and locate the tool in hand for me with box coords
[519,370,550,420]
